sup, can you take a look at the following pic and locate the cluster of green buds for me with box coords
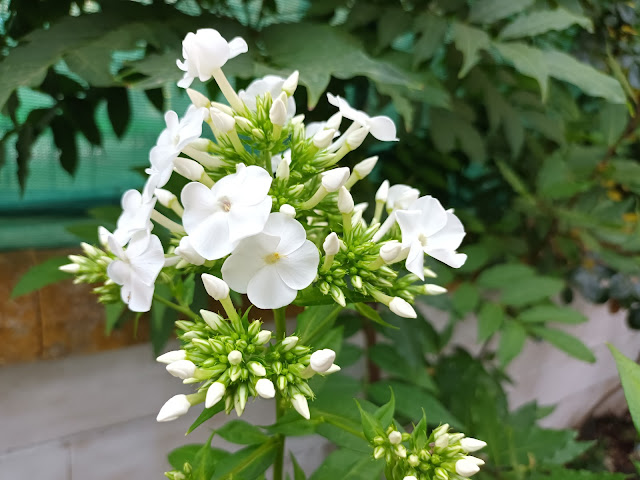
[165,462,192,480]
[373,420,487,480]
[155,274,340,422]
[59,239,120,303]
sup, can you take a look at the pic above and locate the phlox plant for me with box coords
[60,28,486,480]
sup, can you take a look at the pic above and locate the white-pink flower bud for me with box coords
[389,297,417,318]
[156,350,187,364]
[338,187,354,214]
[157,394,190,422]
[455,458,480,477]
[205,382,226,408]
[256,378,276,398]
[201,273,229,300]
[321,167,350,192]
[166,359,197,379]
[310,349,336,373]
[323,232,340,256]
[173,157,204,181]
[291,393,310,420]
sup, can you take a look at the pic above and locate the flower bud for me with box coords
[269,97,288,127]
[234,116,254,131]
[338,187,354,214]
[408,455,420,467]
[201,273,230,300]
[255,330,272,345]
[235,383,248,416]
[313,128,335,149]
[281,336,298,351]
[248,361,266,377]
[424,284,447,295]
[282,70,299,96]
[373,446,386,459]
[388,430,402,445]
[256,378,276,398]
[326,112,342,131]
[351,276,363,289]
[228,350,243,365]
[354,156,378,179]
[375,180,390,202]
[205,382,226,408]
[156,350,187,364]
[435,467,449,480]
[275,157,290,181]
[433,424,449,437]
[321,167,350,192]
[187,89,210,108]
[345,126,369,150]
[80,242,100,256]
[175,236,206,266]
[464,456,485,466]
[279,204,296,218]
[435,433,449,449]
[277,375,287,391]
[59,263,80,274]
[460,438,487,452]
[323,232,340,256]
[166,360,197,379]
[210,107,235,133]
[404,476,418,480]
[324,364,341,374]
[157,394,191,422]
[389,297,417,318]
[291,393,310,420]
[174,157,205,181]
[155,189,178,209]
[200,310,225,331]
[380,241,402,263]
[456,459,480,477]
[310,349,336,373]
[292,113,305,125]
[394,445,407,458]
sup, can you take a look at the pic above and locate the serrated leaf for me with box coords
[501,276,565,307]
[518,305,587,325]
[499,8,593,40]
[609,345,640,434]
[497,320,527,366]
[216,420,269,445]
[452,22,491,78]
[11,256,70,298]
[106,87,131,138]
[543,49,626,104]
[469,0,535,24]
[477,303,505,343]
[477,263,535,289]
[50,115,78,175]
[494,42,548,101]
[530,326,595,362]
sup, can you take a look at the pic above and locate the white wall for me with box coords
[1,296,638,478]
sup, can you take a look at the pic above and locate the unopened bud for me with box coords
[460,438,487,452]
[321,167,350,192]
[269,97,287,127]
[255,330,272,345]
[324,363,341,374]
[338,186,354,214]
[435,467,449,480]
[346,126,369,150]
[174,157,204,181]
[200,310,225,331]
[291,393,310,420]
[187,89,210,108]
[59,263,80,274]
[175,236,206,266]
[281,336,298,351]
[166,360,197,379]
[313,129,335,149]
[205,382,226,408]
[282,70,299,96]
[228,350,243,365]
[234,383,248,416]
[389,297,417,318]
[354,156,378,179]
[276,157,290,180]
[323,232,340,256]
[326,112,342,131]
[234,116,253,131]
[256,378,276,398]
[156,350,187,364]
[373,446,386,460]
[388,430,402,445]
[408,454,420,467]
[248,361,266,377]
[455,459,480,477]
[201,274,229,300]
[394,444,407,458]
[464,456,485,466]
[375,180,390,202]
[380,241,402,263]
[279,204,296,218]
[424,284,447,295]
[157,394,190,422]
[435,433,449,449]
[310,349,336,373]
[154,189,178,209]
[210,107,235,133]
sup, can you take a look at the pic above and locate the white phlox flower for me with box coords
[145,106,206,195]
[106,231,165,312]
[113,189,156,245]
[181,164,273,260]
[221,212,320,309]
[396,196,467,280]
[386,184,420,212]
[239,75,296,118]
[177,29,248,88]
[327,93,398,142]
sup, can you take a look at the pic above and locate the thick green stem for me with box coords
[153,294,199,321]
[273,307,287,480]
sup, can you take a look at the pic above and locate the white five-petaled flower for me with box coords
[177,29,248,88]
[145,106,206,196]
[327,93,398,142]
[239,75,296,118]
[106,231,165,312]
[396,196,467,280]
[221,213,319,309]
[113,189,156,245]
[181,164,273,260]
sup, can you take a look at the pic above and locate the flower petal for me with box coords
[276,240,319,290]
[426,248,467,268]
[228,37,249,58]
[188,213,232,260]
[221,233,279,292]
[107,259,130,285]
[181,182,218,231]
[427,211,466,251]
[131,234,165,285]
[227,197,272,243]
[125,274,155,312]
[247,265,297,309]
[405,241,425,280]
[228,165,273,206]
[263,212,306,255]
[368,115,398,141]
[412,195,448,237]
[396,210,422,247]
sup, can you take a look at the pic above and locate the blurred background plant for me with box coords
[2,0,640,479]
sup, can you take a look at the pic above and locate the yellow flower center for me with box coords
[265,252,282,264]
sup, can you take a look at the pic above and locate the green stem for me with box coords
[152,294,199,321]
[273,306,287,480]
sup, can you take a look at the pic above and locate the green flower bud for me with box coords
[373,436,385,445]
[277,375,287,391]
[408,454,420,467]
[435,467,449,480]
[373,446,386,459]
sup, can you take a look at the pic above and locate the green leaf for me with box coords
[599,103,628,147]
[168,444,203,471]
[374,388,395,429]
[151,283,176,356]
[368,344,436,391]
[186,403,225,435]
[531,326,595,363]
[497,320,527,366]
[531,467,627,480]
[501,276,565,307]
[608,344,640,434]
[191,435,222,480]
[291,453,307,480]
[215,420,269,445]
[469,0,535,24]
[11,256,70,298]
[211,442,277,480]
[104,302,126,335]
[543,50,626,104]
[262,23,418,108]
[413,13,448,66]
[477,263,535,289]
[452,282,480,316]
[477,303,505,343]
[452,22,491,78]
[499,8,593,40]
[51,115,78,175]
[356,400,382,442]
[518,305,587,325]
[309,449,384,480]
[106,87,131,138]
[369,381,462,428]
[494,42,549,101]
[353,302,396,328]
[297,305,343,346]
[495,159,535,200]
